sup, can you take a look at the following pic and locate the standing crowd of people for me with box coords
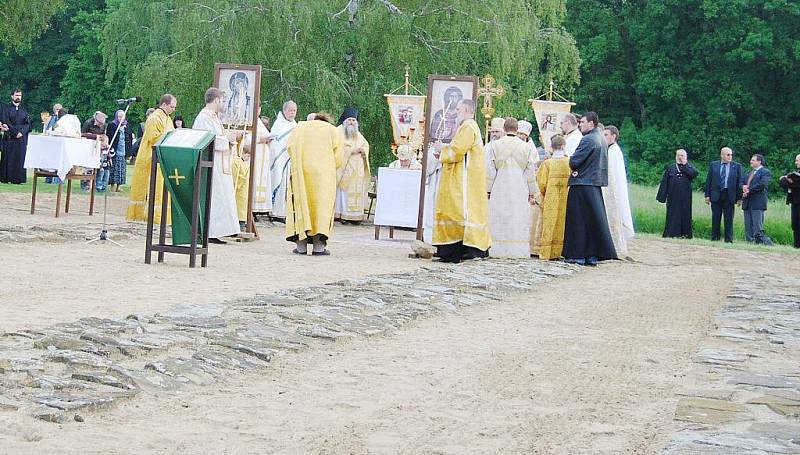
[657,146,800,247]
[1,86,798,251]
[422,105,633,265]
[0,88,140,192]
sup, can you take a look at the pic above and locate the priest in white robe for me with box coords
[422,147,442,244]
[192,87,241,243]
[517,120,544,254]
[560,113,583,157]
[243,109,274,213]
[388,144,422,170]
[486,118,538,258]
[602,125,634,258]
[483,117,505,164]
[515,119,539,161]
[268,101,298,218]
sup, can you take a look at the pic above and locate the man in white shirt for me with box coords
[560,113,583,157]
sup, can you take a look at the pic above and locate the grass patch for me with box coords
[0,166,133,196]
[630,183,796,247]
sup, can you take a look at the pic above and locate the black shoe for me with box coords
[209,238,227,244]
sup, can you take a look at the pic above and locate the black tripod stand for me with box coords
[86,100,136,247]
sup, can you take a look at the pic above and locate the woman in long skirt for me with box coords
[106,109,133,192]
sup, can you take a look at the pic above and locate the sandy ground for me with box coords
[0,192,419,333]
[2,191,799,453]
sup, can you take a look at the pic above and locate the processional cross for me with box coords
[169,168,186,186]
[478,74,505,142]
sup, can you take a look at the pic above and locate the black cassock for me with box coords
[0,102,31,184]
[656,163,699,238]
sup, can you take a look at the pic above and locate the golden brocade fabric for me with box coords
[127,109,174,223]
[432,119,491,251]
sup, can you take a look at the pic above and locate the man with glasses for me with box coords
[127,94,177,223]
[704,147,744,242]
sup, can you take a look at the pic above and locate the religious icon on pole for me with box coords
[425,76,478,145]
[528,80,575,154]
[213,63,262,237]
[416,75,479,241]
[215,66,259,127]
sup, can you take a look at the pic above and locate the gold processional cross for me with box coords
[478,74,505,143]
[169,168,186,186]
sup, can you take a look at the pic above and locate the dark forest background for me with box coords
[2,0,798,193]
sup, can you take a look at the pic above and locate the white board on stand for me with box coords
[374,167,421,229]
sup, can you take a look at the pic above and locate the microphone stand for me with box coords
[86,100,134,247]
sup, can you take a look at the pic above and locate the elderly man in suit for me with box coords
[704,147,744,242]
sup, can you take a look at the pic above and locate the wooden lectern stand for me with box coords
[144,132,214,268]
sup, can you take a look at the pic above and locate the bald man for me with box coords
[704,147,744,242]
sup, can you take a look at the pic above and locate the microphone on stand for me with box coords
[116,96,142,105]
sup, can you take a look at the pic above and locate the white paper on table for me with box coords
[374,167,422,229]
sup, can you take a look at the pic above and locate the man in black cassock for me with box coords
[656,148,699,238]
[779,153,800,248]
[0,89,31,184]
[561,111,617,266]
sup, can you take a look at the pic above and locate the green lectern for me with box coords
[145,129,215,268]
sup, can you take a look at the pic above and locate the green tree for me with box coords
[100,0,581,166]
[0,0,67,51]
[567,0,800,192]
[60,7,126,121]
[0,0,105,126]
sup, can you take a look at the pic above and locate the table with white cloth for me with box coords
[24,134,101,217]
[25,134,100,180]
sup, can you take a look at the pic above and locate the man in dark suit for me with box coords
[778,153,800,248]
[704,147,744,242]
[741,154,772,243]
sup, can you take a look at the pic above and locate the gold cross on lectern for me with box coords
[169,168,186,186]
[478,74,505,141]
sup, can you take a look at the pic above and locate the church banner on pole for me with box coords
[530,99,575,154]
[384,94,426,145]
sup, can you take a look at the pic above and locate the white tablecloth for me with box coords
[374,167,422,228]
[24,135,101,180]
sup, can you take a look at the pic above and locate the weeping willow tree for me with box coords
[99,0,580,165]
[0,0,67,51]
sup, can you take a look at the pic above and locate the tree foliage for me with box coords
[6,0,798,195]
[0,0,66,51]
[96,0,580,165]
[567,0,800,192]
[0,0,106,121]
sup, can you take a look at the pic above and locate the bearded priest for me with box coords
[335,108,371,223]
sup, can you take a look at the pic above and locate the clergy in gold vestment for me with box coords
[335,108,370,222]
[285,112,344,255]
[231,143,250,224]
[537,135,571,260]
[126,94,176,223]
[431,99,491,263]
